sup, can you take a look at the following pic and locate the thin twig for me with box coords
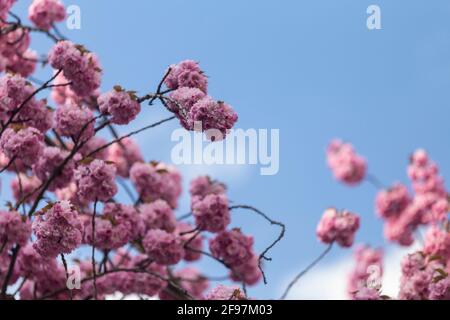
[229,205,286,284]
[280,243,333,300]
[82,116,176,160]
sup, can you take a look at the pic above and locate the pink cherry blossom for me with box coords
[0,0,16,20]
[0,210,31,249]
[11,174,41,204]
[107,138,143,177]
[160,267,209,300]
[327,139,367,186]
[142,229,185,265]
[33,146,76,191]
[423,226,450,260]
[209,229,254,268]
[130,161,182,208]
[188,97,238,140]
[192,193,230,233]
[75,159,118,203]
[84,203,141,250]
[6,49,38,77]
[54,102,95,142]
[177,222,204,262]
[316,208,360,248]
[205,285,246,300]
[138,200,177,234]
[168,87,206,128]
[48,41,102,98]
[164,60,208,93]
[0,126,43,166]
[32,201,83,258]
[375,183,411,220]
[230,255,262,286]
[98,88,141,125]
[347,245,383,299]
[29,0,66,30]
[190,175,226,204]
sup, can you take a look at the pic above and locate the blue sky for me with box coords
[4,0,450,299]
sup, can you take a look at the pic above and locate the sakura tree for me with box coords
[1,0,450,301]
[0,0,286,301]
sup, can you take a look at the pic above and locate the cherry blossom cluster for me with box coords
[0,1,279,302]
[323,139,450,300]
[0,0,37,78]
[29,0,66,31]
[326,139,367,186]
[165,60,238,140]
[347,245,383,300]
[316,208,360,248]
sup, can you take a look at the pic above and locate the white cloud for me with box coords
[281,244,421,300]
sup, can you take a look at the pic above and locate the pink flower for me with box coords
[0,28,30,58]
[0,151,27,172]
[0,73,31,117]
[17,244,58,279]
[16,97,53,133]
[0,0,16,20]
[54,182,88,208]
[130,162,182,208]
[98,88,141,125]
[0,210,31,249]
[33,146,76,191]
[353,287,383,300]
[383,217,415,247]
[407,149,448,223]
[138,200,177,234]
[160,267,209,300]
[423,226,450,260]
[29,0,66,30]
[142,229,185,265]
[32,201,83,257]
[375,183,411,219]
[107,138,143,177]
[19,266,67,300]
[75,159,118,203]
[6,49,38,77]
[190,175,226,203]
[205,285,246,300]
[0,126,43,166]
[84,203,140,250]
[429,277,450,300]
[347,245,383,299]
[209,229,254,268]
[164,60,208,93]
[397,251,449,300]
[168,87,206,128]
[401,252,427,277]
[79,136,109,161]
[177,222,204,262]
[48,41,102,98]
[11,174,41,204]
[50,72,81,106]
[327,139,367,186]
[114,255,167,297]
[192,193,230,233]
[230,255,262,286]
[316,208,360,248]
[188,97,238,140]
[55,102,95,142]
